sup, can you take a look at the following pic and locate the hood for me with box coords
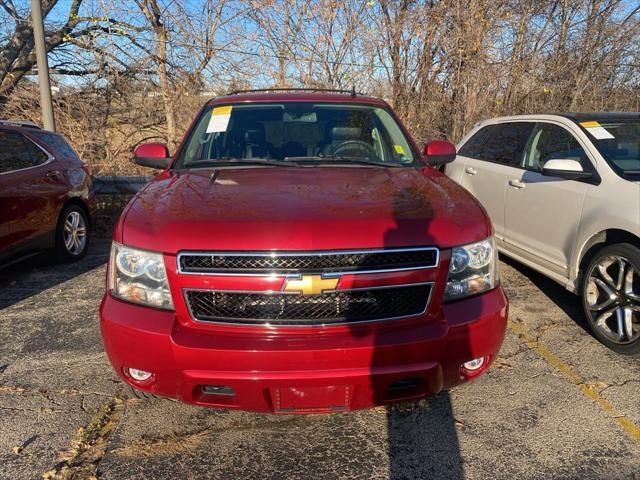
[119,167,490,253]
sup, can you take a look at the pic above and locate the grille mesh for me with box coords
[179,249,437,274]
[186,284,431,325]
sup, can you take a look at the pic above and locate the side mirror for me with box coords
[542,159,591,180]
[133,143,171,169]
[423,140,456,166]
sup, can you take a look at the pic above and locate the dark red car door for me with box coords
[0,169,13,259]
[0,130,69,253]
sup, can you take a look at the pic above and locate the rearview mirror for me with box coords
[423,140,456,166]
[133,143,171,169]
[542,159,591,180]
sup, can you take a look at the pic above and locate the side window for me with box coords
[523,123,588,172]
[31,131,81,162]
[0,131,35,174]
[481,122,535,167]
[25,138,50,165]
[458,125,494,159]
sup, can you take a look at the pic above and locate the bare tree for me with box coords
[0,0,144,101]
[132,0,233,149]
[1,0,638,176]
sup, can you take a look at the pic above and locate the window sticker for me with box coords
[580,121,615,140]
[393,144,406,155]
[206,105,233,133]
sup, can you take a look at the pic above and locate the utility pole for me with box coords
[31,0,56,131]
[277,1,289,88]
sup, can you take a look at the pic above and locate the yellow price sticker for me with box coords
[393,144,406,155]
[212,105,233,116]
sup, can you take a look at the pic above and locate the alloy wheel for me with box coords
[585,255,640,344]
[63,210,87,256]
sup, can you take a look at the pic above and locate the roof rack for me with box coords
[226,87,362,98]
[0,120,41,129]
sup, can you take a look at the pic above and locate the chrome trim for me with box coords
[176,247,440,276]
[182,281,434,327]
[25,136,55,162]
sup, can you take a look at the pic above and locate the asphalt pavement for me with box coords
[1,240,639,480]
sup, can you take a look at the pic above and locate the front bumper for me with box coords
[100,287,507,413]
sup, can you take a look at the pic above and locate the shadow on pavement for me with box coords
[340,186,469,479]
[499,255,589,333]
[380,188,465,479]
[0,238,110,310]
[385,394,464,479]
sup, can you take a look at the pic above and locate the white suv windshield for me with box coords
[175,102,417,168]
[584,120,640,178]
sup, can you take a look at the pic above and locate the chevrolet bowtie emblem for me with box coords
[283,275,339,295]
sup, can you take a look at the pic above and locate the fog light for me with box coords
[127,368,153,382]
[202,385,235,396]
[462,357,485,371]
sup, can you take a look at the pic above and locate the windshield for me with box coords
[175,102,417,168]
[581,120,640,178]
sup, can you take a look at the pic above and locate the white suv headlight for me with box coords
[444,237,498,301]
[109,243,174,310]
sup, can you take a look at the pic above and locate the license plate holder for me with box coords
[274,385,350,413]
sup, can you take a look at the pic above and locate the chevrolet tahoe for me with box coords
[99,89,508,413]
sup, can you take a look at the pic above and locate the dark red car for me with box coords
[100,89,508,413]
[0,121,95,266]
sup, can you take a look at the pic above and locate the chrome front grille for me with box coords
[178,247,439,275]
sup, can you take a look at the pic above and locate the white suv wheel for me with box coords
[583,244,640,355]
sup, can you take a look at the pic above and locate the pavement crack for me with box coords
[496,343,532,362]
[42,395,124,480]
[597,379,640,395]
[0,385,112,398]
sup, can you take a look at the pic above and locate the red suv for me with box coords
[0,121,95,266]
[100,90,507,413]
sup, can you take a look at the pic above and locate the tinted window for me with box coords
[0,131,35,173]
[523,123,588,171]
[458,125,495,159]
[25,138,49,165]
[31,131,81,162]
[583,120,640,176]
[481,122,535,166]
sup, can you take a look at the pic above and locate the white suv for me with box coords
[447,113,640,354]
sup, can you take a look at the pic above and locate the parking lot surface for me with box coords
[1,240,639,480]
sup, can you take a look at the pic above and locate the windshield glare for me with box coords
[176,102,417,168]
[586,120,640,176]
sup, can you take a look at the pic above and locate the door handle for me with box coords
[465,167,477,175]
[509,179,526,189]
[45,170,61,178]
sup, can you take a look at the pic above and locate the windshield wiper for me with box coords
[282,155,401,167]
[187,158,297,167]
[621,171,640,181]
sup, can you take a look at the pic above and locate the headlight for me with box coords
[109,243,174,310]
[444,237,498,301]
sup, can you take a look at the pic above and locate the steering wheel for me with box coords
[332,140,378,158]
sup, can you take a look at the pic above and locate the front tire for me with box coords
[54,204,90,262]
[582,243,640,355]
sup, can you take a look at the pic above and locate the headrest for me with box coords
[245,129,265,144]
[331,127,362,140]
